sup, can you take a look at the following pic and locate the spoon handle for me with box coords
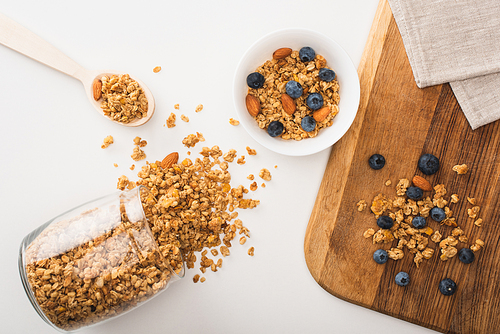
[0,12,87,81]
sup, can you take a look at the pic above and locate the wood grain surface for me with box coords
[304,1,500,333]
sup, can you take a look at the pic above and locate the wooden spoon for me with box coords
[0,12,155,127]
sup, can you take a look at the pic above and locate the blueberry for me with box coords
[458,248,475,264]
[368,154,385,170]
[406,186,423,200]
[267,121,284,137]
[246,72,265,89]
[318,68,336,82]
[373,249,388,264]
[418,153,440,175]
[301,116,316,132]
[377,215,394,229]
[430,207,446,222]
[439,278,457,296]
[299,46,316,62]
[306,93,324,110]
[412,216,427,229]
[395,272,410,287]
[285,80,303,99]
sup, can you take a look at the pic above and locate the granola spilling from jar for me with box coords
[23,187,180,331]
[245,46,340,140]
[94,74,148,124]
[119,144,261,281]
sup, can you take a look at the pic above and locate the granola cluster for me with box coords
[131,136,147,161]
[166,113,176,128]
[362,178,485,268]
[248,50,340,140]
[182,132,205,148]
[99,74,148,124]
[101,135,114,149]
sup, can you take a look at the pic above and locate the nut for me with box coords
[92,79,102,101]
[281,94,295,115]
[313,106,331,122]
[246,94,261,117]
[273,48,292,59]
[412,175,433,191]
[161,152,179,169]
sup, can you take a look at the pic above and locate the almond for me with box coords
[273,47,292,60]
[412,175,433,191]
[313,106,331,122]
[161,152,179,169]
[281,94,295,115]
[92,79,102,101]
[246,94,261,117]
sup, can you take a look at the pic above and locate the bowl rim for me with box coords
[232,27,360,156]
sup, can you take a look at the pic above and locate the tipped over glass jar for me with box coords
[19,186,185,332]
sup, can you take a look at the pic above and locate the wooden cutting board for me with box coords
[304,1,500,333]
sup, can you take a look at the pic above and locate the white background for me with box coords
[0,0,438,333]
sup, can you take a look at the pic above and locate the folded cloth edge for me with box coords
[387,0,500,129]
[387,0,425,88]
[450,75,500,130]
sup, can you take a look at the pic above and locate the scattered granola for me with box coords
[181,114,189,122]
[174,104,180,110]
[229,118,240,126]
[247,174,254,180]
[471,239,485,252]
[195,104,203,112]
[362,171,483,268]
[474,218,483,227]
[246,146,257,155]
[395,178,410,196]
[220,246,230,257]
[182,132,205,148]
[467,197,476,205]
[223,149,237,162]
[99,74,148,124]
[113,163,118,167]
[250,182,258,191]
[363,228,375,238]
[248,247,255,256]
[431,230,443,244]
[131,146,146,161]
[153,66,162,73]
[130,164,135,170]
[133,136,147,147]
[452,164,468,174]
[259,168,272,181]
[101,135,114,149]
[166,113,176,128]
[247,49,340,140]
[130,140,147,162]
[467,206,480,219]
[385,180,392,186]
[236,156,246,165]
[261,183,266,188]
[356,200,367,212]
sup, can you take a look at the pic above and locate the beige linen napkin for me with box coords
[387,0,500,129]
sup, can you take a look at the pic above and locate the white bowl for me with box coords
[233,28,360,156]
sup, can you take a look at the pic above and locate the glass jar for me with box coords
[19,186,185,332]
